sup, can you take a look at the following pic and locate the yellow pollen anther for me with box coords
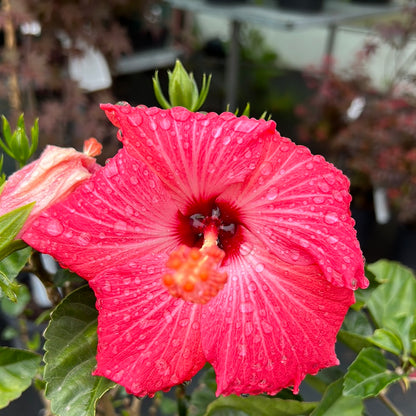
[162,226,228,304]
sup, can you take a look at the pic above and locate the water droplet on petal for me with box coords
[222,136,231,145]
[159,117,171,130]
[239,242,253,256]
[77,232,91,246]
[255,263,264,273]
[266,187,279,201]
[239,302,254,313]
[127,112,142,127]
[46,218,63,237]
[324,212,339,225]
[261,321,273,334]
[260,161,272,176]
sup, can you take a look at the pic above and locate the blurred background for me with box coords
[1,0,416,415]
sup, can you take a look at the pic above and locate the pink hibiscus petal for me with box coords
[22,148,178,279]
[218,134,367,290]
[90,260,205,396]
[201,229,355,396]
[100,104,276,208]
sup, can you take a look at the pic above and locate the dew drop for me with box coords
[239,302,254,313]
[306,162,314,170]
[171,107,190,121]
[77,232,91,246]
[222,136,231,145]
[313,196,325,204]
[212,126,222,138]
[127,112,142,126]
[324,212,339,225]
[255,263,265,273]
[46,218,63,237]
[261,321,273,334]
[234,119,256,133]
[248,281,257,292]
[266,187,279,201]
[159,117,171,130]
[260,161,272,176]
[239,242,253,256]
[318,181,330,193]
[114,220,127,234]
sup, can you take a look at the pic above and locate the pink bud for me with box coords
[0,145,100,235]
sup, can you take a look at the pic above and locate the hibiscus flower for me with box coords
[22,104,368,397]
[0,140,101,236]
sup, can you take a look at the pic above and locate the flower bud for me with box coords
[152,60,211,112]
[0,114,39,168]
[0,142,100,236]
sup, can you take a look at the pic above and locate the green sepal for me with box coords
[153,70,172,109]
[153,60,211,112]
[0,346,41,409]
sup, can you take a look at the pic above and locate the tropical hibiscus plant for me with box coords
[0,61,415,416]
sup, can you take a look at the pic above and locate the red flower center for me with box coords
[162,200,242,304]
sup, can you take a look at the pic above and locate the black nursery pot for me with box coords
[278,0,324,13]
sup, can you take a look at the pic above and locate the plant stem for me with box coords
[176,384,188,416]
[26,251,62,306]
[378,392,404,416]
[2,0,22,119]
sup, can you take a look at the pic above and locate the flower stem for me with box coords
[378,392,404,416]
[176,384,188,416]
[26,251,62,306]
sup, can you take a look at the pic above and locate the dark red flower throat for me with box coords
[162,199,242,304]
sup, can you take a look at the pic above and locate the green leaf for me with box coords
[366,260,416,354]
[1,284,31,316]
[0,203,34,261]
[368,328,403,356]
[203,395,317,416]
[337,309,374,352]
[0,246,31,280]
[0,346,41,409]
[0,270,20,302]
[44,285,115,416]
[311,378,363,416]
[53,267,85,287]
[343,347,403,398]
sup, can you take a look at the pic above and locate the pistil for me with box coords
[162,224,228,304]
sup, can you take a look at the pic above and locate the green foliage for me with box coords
[153,60,212,112]
[0,154,5,187]
[366,260,416,355]
[343,347,403,398]
[203,395,317,416]
[311,378,363,416]
[43,285,115,416]
[0,114,39,168]
[0,346,41,409]
[0,247,32,303]
[0,203,34,263]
